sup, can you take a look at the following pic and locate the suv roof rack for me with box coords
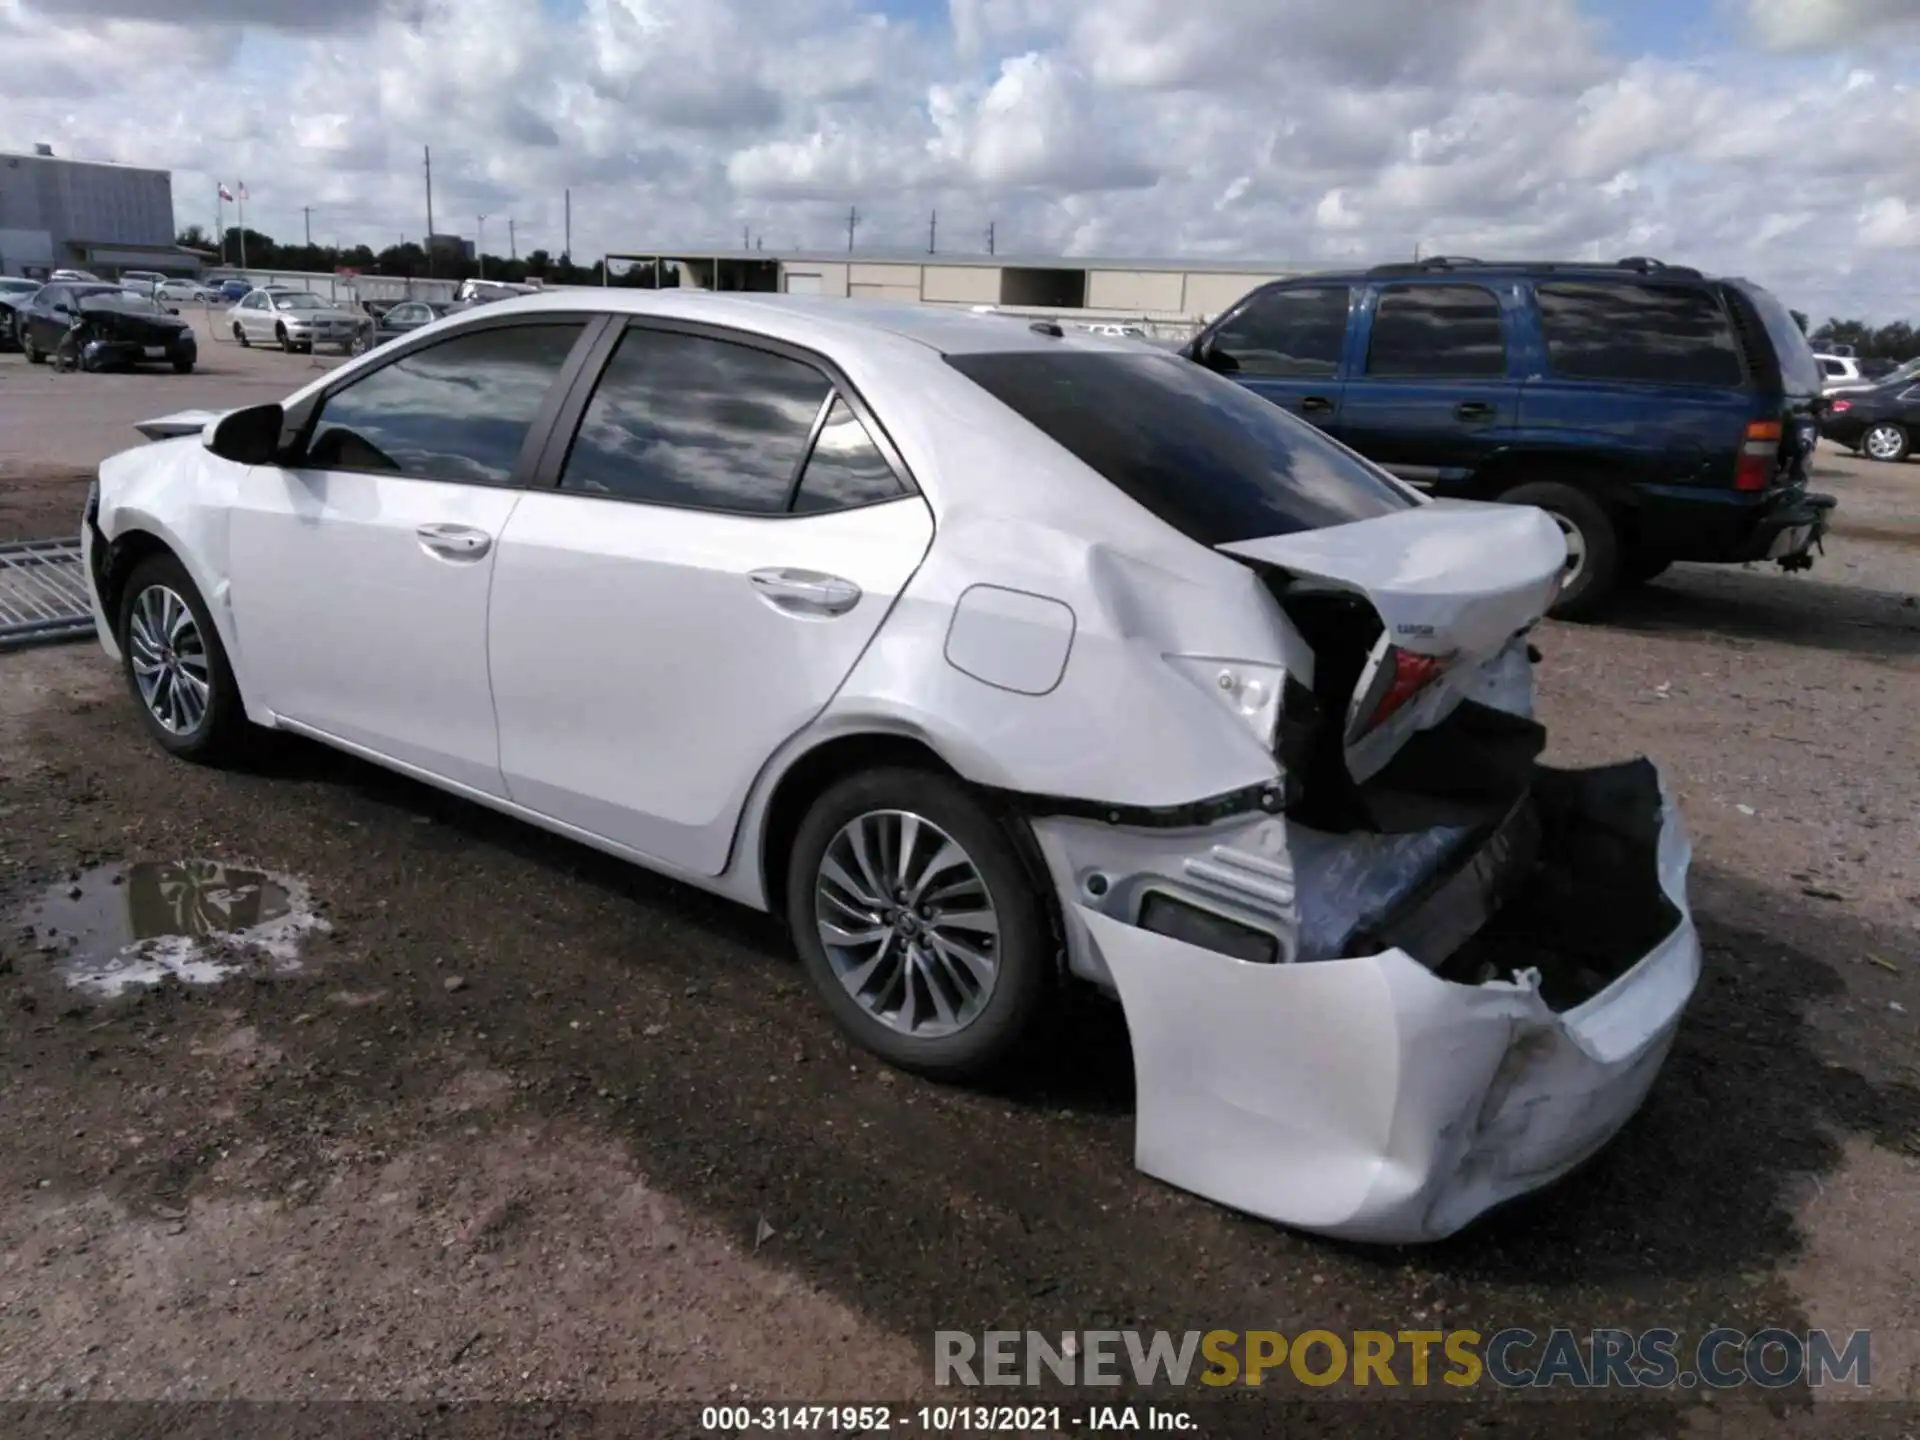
[1362,256,1704,280]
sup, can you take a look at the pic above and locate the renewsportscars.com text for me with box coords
[934,1327,1872,1390]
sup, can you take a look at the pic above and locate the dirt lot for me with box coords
[1,349,1918,1436]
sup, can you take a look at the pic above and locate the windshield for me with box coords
[945,351,1418,545]
[271,292,327,310]
[78,290,167,314]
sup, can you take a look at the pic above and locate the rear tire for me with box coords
[172,357,195,374]
[232,322,250,348]
[1863,422,1910,464]
[277,324,294,353]
[116,553,250,766]
[23,334,44,364]
[785,767,1052,1083]
[1499,480,1620,622]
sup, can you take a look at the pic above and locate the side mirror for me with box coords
[204,403,286,466]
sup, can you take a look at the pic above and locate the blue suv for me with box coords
[1183,257,1835,619]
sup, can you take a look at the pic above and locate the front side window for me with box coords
[1208,286,1352,377]
[1535,282,1744,387]
[305,322,584,484]
[946,351,1416,546]
[1365,284,1508,379]
[273,293,325,311]
[557,327,832,513]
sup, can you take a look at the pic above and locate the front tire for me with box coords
[117,553,249,766]
[1500,480,1620,622]
[785,767,1052,1082]
[1863,422,1910,464]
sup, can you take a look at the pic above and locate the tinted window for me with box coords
[946,352,1416,545]
[1819,359,1844,377]
[306,323,583,483]
[1536,283,1744,386]
[1210,286,1350,377]
[1366,284,1507,378]
[558,327,831,513]
[792,398,904,513]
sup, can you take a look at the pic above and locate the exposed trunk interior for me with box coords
[1434,759,1682,1011]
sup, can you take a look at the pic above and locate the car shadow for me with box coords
[231,732,1918,1379]
[1604,564,1920,660]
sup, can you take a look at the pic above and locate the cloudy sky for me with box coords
[2,0,1915,321]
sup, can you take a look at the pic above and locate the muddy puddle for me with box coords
[12,859,329,996]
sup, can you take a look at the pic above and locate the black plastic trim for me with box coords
[987,778,1285,829]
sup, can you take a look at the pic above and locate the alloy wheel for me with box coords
[127,584,211,736]
[1547,509,1588,588]
[813,809,1000,1039]
[1865,424,1906,461]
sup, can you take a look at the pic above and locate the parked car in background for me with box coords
[50,268,101,283]
[365,299,454,345]
[1815,353,1863,388]
[216,279,252,303]
[86,290,1700,1243]
[228,288,366,353]
[118,270,170,296]
[1825,355,1920,397]
[1820,377,1918,463]
[17,282,197,371]
[1184,257,1834,618]
[155,278,218,303]
[454,278,539,306]
[0,276,40,351]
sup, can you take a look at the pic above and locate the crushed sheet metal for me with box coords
[1086,766,1699,1244]
[0,539,93,650]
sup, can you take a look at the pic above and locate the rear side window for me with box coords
[1535,283,1744,386]
[792,397,904,513]
[558,327,831,513]
[1365,284,1507,378]
[1209,286,1350,377]
[945,351,1416,546]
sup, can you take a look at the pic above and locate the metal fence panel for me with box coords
[0,539,95,649]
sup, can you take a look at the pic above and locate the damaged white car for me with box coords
[81,291,1698,1243]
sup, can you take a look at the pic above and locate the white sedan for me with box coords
[81,291,1700,1242]
[227,287,366,352]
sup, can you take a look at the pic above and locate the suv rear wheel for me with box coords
[1862,422,1910,464]
[1500,481,1619,622]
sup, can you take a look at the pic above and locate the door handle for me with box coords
[415,522,493,560]
[1300,395,1335,413]
[1454,401,1497,422]
[749,567,862,616]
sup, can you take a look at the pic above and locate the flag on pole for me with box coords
[238,182,250,202]
[218,183,234,202]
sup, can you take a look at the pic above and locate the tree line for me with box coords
[175,225,674,288]
[1786,309,1915,362]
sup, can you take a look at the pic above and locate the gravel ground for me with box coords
[1,350,1918,1436]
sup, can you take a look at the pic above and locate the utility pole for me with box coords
[423,145,435,277]
[477,215,487,278]
[302,207,312,247]
[742,224,750,249]
[847,205,859,253]
[986,220,995,256]
[508,218,517,259]
[928,210,937,254]
[563,189,571,263]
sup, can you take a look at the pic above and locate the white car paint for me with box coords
[227,287,364,349]
[1815,353,1862,389]
[84,288,1698,1243]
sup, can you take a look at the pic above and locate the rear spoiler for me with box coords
[134,410,229,442]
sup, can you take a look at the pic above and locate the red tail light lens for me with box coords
[1360,647,1449,734]
[1827,399,1851,414]
[1735,420,1781,493]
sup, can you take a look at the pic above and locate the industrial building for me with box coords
[608,248,1302,321]
[0,145,188,280]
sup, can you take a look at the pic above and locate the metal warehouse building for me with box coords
[612,248,1300,321]
[0,146,187,280]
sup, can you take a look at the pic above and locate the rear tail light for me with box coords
[1827,399,1852,414]
[1735,420,1782,492]
[1354,646,1450,737]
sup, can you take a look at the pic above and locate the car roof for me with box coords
[1265,258,1723,287]
[469,288,1157,358]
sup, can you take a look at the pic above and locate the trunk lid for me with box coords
[1219,499,1565,784]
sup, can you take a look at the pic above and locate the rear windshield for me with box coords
[943,351,1417,545]
[1733,281,1825,396]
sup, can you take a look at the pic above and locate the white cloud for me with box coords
[0,0,1915,319]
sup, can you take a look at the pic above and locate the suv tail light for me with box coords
[1827,399,1852,414]
[1735,420,1782,492]
[1352,647,1450,738]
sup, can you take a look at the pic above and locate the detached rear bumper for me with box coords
[1069,760,1698,1243]
[1636,483,1835,566]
